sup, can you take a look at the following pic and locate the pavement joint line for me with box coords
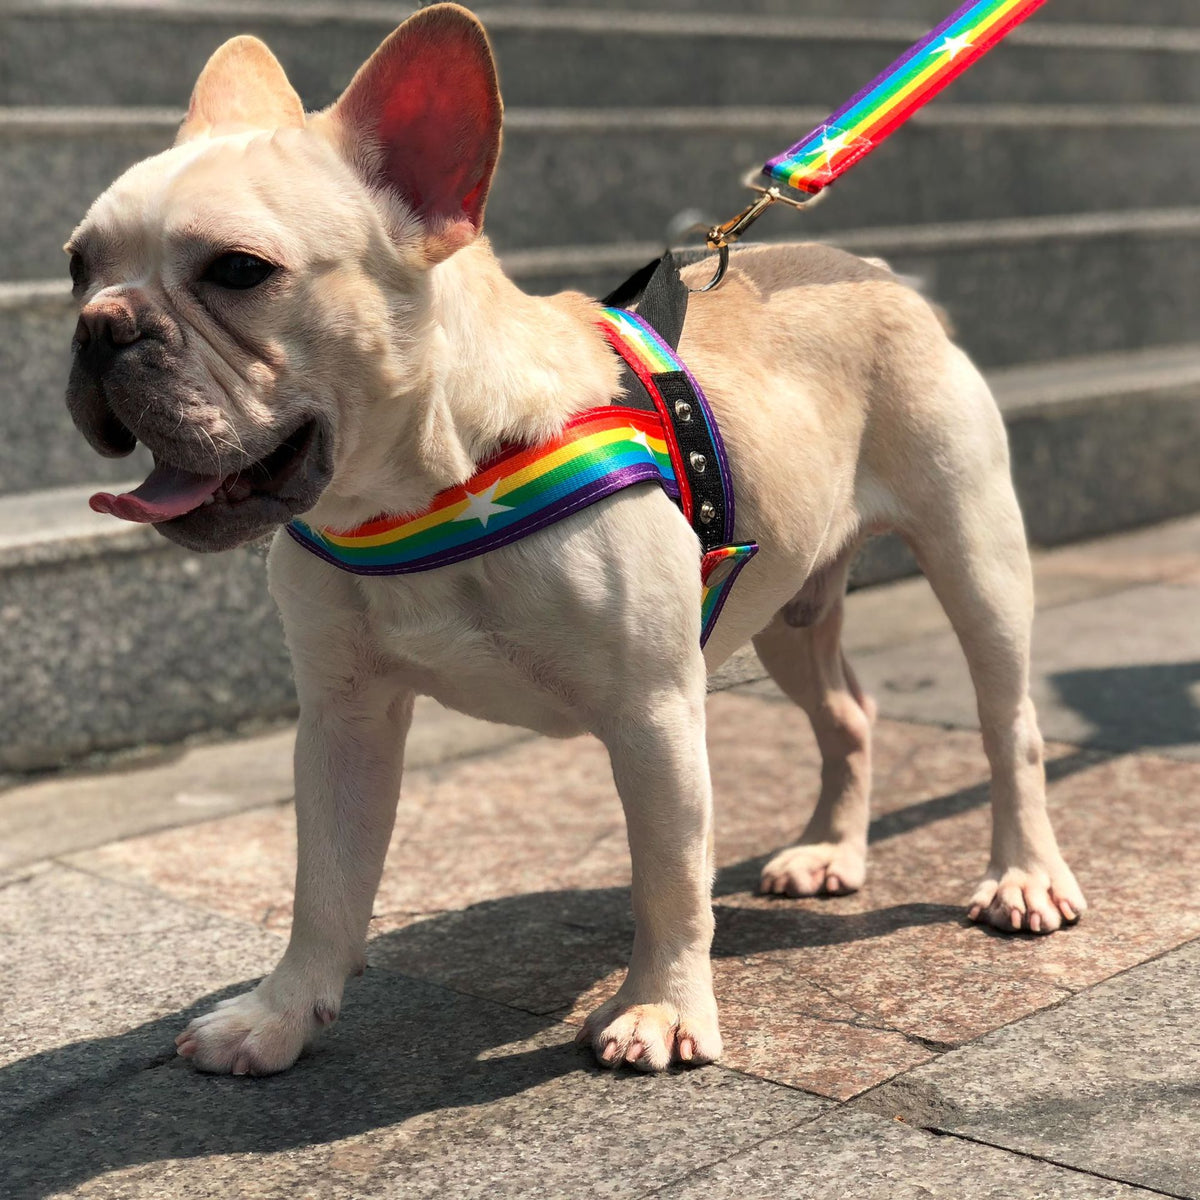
[846,933,1200,1120]
[630,1106,839,1200]
[920,1128,1190,1199]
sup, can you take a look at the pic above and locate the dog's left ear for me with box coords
[328,3,503,263]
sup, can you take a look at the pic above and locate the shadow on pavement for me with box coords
[1049,660,1200,755]
[3,854,960,1199]
[17,653,1190,1199]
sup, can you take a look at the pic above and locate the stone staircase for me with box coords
[2,0,1198,772]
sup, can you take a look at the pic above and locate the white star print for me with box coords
[933,32,974,60]
[629,428,651,452]
[817,129,849,162]
[452,481,512,528]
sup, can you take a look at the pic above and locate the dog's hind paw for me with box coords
[968,862,1087,935]
[759,840,866,898]
[175,986,332,1076]
[578,998,722,1073]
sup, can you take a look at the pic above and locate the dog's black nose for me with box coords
[74,303,143,371]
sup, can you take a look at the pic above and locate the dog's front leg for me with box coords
[176,669,412,1076]
[582,688,721,1071]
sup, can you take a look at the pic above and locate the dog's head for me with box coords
[65,4,502,551]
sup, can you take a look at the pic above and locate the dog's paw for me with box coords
[968,862,1086,934]
[759,840,866,897]
[578,997,722,1072]
[175,987,334,1076]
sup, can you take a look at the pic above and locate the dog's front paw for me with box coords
[968,861,1086,934]
[759,840,866,897]
[578,994,722,1072]
[175,984,336,1076]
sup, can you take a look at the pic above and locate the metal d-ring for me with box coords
[686,169,830,293]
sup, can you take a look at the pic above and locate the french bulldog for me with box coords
[64,3,1085,1075]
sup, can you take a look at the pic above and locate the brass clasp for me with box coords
[690,170,829,293]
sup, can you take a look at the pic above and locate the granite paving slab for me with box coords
[0,867,827,1200]
[656,1109,1164,1199]
[62,693,1200,1101]
[0,697,529,871]
[862,938,1200,1198]
[835,581,1200,759]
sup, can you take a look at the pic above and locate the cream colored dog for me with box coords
[64,4,1085,1076]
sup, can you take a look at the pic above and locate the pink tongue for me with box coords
[90,461,224,523]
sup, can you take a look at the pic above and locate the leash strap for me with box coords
[763,0,1048,196]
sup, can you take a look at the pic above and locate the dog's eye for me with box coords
[201,252,277,290]
[68,251,88,290]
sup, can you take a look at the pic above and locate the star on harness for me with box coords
[287,254,758,646]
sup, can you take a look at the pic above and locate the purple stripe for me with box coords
[764,0,983,174]
[699,543,759,648]
[618,310,738,543]
[288,464,680,577]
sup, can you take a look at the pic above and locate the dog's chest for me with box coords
[357,571,591,738]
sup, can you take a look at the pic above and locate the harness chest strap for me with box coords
[288,305,758,647]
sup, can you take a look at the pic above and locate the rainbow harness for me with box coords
[288,258,757,647]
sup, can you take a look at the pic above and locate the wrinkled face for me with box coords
[66,128,417,551]
[66,9,502,551]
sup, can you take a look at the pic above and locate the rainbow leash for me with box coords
[700,0,1047,283]
[764,0,1048,196]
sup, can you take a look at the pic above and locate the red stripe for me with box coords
[808,0,1049,188]
[337,405,667,539]
[601,327,695,521]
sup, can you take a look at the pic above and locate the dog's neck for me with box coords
[309,240,622,530]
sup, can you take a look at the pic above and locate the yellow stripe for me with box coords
[807,0,1026,152]
[323,500,464,548]
[321,424,668,548]
[495,424,666,499]
[602,310,676,374]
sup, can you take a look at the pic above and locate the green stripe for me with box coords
[787,0,1011,165]
[322,438,673,564]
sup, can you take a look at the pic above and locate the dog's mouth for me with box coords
[89,420,318,523]
[88,419,331,550]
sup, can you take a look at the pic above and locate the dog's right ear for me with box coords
[327,3,503,264]
[177,36,304,143]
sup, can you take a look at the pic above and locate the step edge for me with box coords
[7,104,1200,136]
[6,210,1200,308]
[7,3,1200,53]
[9,344,1200,558]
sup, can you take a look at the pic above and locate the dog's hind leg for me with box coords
[899,360,1086,934]
[753,549,875,898]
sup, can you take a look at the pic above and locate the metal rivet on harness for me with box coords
[675,401,692,422]
[699,501,717,524]
[689,451,707,474]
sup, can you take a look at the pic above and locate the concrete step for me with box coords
[482,0,1200,23]
[4,104,1199,282]
[3,6,1198,110]
[6,210,1198,494]
[4,340,1199,773]
[17,0,1194,26]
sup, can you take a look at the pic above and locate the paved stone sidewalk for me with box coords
[3,518,1199,1198]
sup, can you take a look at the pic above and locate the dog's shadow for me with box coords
[3,855,958,1199]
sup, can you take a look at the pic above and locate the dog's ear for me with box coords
[177,36,304,144]
[328,3,503,263]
